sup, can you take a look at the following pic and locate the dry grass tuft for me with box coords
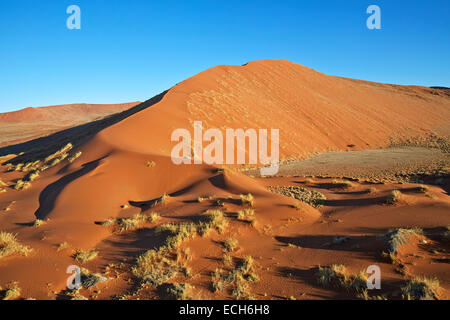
[240,194,254,207]
[402,277,440,300]
[0,232,32,259]
[331,179,354,189]
[73,249,99,263]
[269,186,326,208]
[316,265,367,294]
[68,151,82,163]
[14,180,31,191]
[223,238,239,252]
[1,282,21,300]
[386,190,402,204]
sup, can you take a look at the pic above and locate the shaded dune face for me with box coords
[0,59,449,299]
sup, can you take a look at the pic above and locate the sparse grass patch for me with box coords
[331,179,354,189]
[0,232,32,259]
[114,213,149,232]
[132,248,179,286]
[212,256,257,299]
[74,249,98,263]
[268,186,326,208]
[402,277,440,300]
[146,161,156,168]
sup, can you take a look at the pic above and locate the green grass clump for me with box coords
[402,277,440,300]
[0,232,32,259]
[73,249,99,263]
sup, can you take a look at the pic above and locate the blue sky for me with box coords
[0,0,449,112]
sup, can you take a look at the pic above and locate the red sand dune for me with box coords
[0,102,140,147]
[0,59,449,300]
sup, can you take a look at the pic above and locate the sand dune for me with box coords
[0,102,140,147]
[0,59,449,300]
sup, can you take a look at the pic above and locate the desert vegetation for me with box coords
[0,232,32,259]
[268,186,326,208]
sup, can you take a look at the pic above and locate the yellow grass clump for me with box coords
[0,232,32,259]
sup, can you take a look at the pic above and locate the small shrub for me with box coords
[146,161,156,167]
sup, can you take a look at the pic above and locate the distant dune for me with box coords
[0,60,449,300]
[0,102,140,147]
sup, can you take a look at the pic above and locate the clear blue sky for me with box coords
[0,0,449,112]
